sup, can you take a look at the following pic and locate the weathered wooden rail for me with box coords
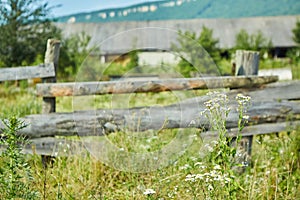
[0,63,55,81]
[0,40,299,158]
[36,75,278,97]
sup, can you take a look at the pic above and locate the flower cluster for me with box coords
[203,91,230,113]
[236,93,251,107]
[201,91,231,131]
[185,163,233,194]
[236,93,251,118]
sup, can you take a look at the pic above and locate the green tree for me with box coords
[288,19,300,79]
[235,29,272,55]
[172,26,221,77]
[59,32,92,79]
[0,0,61,67]
[292,19,300,45]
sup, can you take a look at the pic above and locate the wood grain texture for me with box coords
[42,39,61,114]
[0,63,55,81]
[1,120,298,156]
[36,75,279,97]
[235,50,259,76]
[2,80,300,138]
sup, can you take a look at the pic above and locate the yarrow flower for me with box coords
[236,93,251,108]
[143,188,156,195]
[242,115,250,120]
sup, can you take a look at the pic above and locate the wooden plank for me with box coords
[204,120,300,138]
[243,80,300,101]
[179,80,300,104]
[0,63,55,81]
[0,97,298,138]
[1,120,298,156]
[36,75,278,97]
[1,80,299,139]
[0,137,87,156]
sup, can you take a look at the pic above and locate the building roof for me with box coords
[56,15,299,54]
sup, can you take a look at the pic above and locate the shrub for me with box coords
[0,116,38,199]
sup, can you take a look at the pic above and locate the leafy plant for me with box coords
[0,116,38,199]
[234,29,273,56]
[184,92,251,199]
[292,19,300,45]
[171,26,221,77]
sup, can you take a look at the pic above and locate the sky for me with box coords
[48,0,160,17]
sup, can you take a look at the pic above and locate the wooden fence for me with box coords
[0,39,299,157]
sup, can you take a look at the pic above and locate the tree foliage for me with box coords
[292,19,300,45]
[287,20,300,65]
[0,0,60,67]
[172,26,221,77]
[234,29,272,55]
[59,32,92,79]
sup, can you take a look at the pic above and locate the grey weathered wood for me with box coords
[0,137,88,156]
[1,81,300,138]
[235,50,260,155]
[42,39,61,114]
[204,120,300,138]
[1,120,299,156]
[235,50,260,76]
[36,75,278,97]
[0,63,55,81]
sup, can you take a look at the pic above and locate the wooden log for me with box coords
[2,80,299,139]
[204,120,300,138]
[0,137,88,156]
[235,50,260,76]
[36,75,278,97]
[1,120,299,156]
[0,93,298,138]
[243,80,300,101]
[42,39,61,113]
[0,63,55,81]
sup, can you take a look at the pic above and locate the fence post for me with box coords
[234,50,259,170]
[42,39,61,113]
[41,39,60,167]
[235,50,259,76]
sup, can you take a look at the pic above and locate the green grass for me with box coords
[8,127,297,199]
[0,71,299,199]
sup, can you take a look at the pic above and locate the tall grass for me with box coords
[0,82,299,199]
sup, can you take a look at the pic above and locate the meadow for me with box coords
[0,58,299,199]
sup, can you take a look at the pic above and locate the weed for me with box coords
[0,116,39,199]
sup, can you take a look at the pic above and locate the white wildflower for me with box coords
[204,144,214,152]
[195,174,204,180]
[242,115,250,120]
[179,164,191,170]
[224,177,231,183]
[194,162,203,166]
[185,174,196,182]
[213,164,222,170]
[143,188,156,195]
[207,184,214,191]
